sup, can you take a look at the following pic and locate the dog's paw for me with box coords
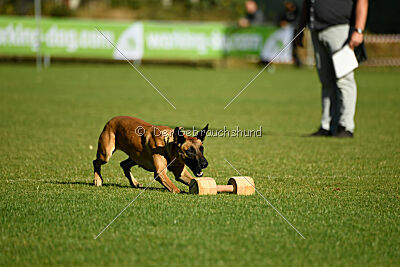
[131,183,142,188]
[172,188,181,194]
[94,179,103,187]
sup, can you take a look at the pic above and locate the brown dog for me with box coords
[93,116,209,193]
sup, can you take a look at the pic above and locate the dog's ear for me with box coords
[196,124,209,142]
[173,127,186,145]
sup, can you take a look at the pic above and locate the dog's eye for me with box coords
[186,147,195,155]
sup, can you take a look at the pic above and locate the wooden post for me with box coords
[35,0,42,71]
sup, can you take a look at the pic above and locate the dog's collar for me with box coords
[164,131,173,146]
[163,131,175,159]
[164,131,185,160]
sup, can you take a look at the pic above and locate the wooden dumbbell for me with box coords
[189,177,255,195]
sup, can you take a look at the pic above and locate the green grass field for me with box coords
[0,63,399,266]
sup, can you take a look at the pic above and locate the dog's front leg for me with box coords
[153,154,181,193]
[172,166,194,186]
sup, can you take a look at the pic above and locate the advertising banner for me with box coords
[143,22,226,59]
[0,16,292,61]
[0,16,128,59]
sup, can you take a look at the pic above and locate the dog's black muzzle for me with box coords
[200,158,208,169]
[186,157,208,177]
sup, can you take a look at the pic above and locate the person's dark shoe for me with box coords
[309,127,331,137]
[334,125,354,138]
[259,60,270,66]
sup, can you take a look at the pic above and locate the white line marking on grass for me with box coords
[224,27,305,110]
[96,27,176,110]
[94,158,176,240]
[224,158,306,239]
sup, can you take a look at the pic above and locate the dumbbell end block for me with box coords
[189,177,217,195]
[228,176,255,195]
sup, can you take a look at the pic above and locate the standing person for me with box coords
[279,1,301,66]
[238,0,264,27]
[296,0,368,138]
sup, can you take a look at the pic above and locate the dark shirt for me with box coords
[308,0,355,30]
[246,10,264,25]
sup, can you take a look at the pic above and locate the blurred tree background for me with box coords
[0,0,399,33]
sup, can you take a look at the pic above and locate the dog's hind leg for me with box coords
[120,158,141,188]
[93,128,115,186]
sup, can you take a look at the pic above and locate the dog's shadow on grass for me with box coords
[47,180,189,193]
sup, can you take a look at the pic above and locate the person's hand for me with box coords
[280,20,289,28]
[349,31,363,49]
[238,18,249,28]
[294,28,304,47]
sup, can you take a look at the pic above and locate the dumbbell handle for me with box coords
[216,184,234,193]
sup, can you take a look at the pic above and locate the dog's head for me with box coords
[173,124,209,177]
